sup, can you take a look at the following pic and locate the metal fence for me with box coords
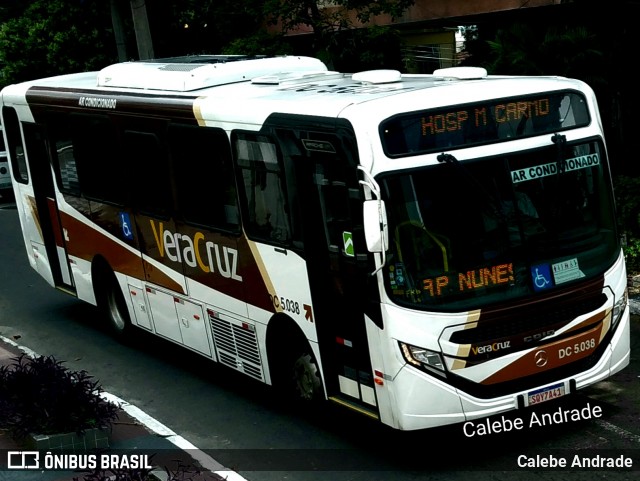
[401,42,465,73]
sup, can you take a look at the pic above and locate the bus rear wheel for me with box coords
[96,269,132,340]
[106,283,129,333]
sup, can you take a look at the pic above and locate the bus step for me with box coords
[54,285,77,297]
[328,396,379,420]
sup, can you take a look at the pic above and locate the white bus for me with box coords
[0,55,630,431]
[0,123,12,196]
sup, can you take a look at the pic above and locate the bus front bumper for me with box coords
[385,307,630,432]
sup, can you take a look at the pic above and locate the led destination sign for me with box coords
[420,98,550,136]
[381,92,589,156]
[421,262,515,298]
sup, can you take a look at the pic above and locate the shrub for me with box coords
[614,175,640,273]
[623,238,640,275]
[0,354,119,440]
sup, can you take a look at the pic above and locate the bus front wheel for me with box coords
[274,345,324,407]
[292,352,323,402]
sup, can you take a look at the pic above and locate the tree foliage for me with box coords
[485,23,606,86]
[323,25,403,71]
[223,31,293,57]
[263,0,414,67]
[148,0,267,57]
[264,0,414,33]
[0,0,115,87]
[0,0,416,86]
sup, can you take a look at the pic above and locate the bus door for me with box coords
[271,116,381,417]
[20,118,75,292]
[121,123,191,343]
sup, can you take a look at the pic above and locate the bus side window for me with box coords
[70,114,124,204]
[47,113,126,204]
[47,114,81,196]
[1,106,28,184]
[169,124,239,232]
[54,137,81,196]
[124,130,173,218]
[233,132,291,244]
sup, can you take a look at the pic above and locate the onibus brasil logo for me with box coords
[7,451,153,470]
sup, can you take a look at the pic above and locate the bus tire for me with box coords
[267,317,324,405]
[95,266,132,340]
[292,352,323,402]
[275,345,324,406]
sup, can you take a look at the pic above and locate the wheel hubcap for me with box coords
[293,354,320,401]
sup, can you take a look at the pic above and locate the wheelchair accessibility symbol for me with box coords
[120,212,134,240]
[531,264,553,292]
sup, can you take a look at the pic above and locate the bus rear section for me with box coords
[357,72,630,430]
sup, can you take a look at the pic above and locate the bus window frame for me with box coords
[232,130,293,247]
[1,106,29,185]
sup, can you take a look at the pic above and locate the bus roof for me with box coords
[2,55,588,128]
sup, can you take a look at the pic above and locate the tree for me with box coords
[265,0,414,33]
[0,0,116,87]
[223,31,293,57]
[262,0,415,68]
[129,0,154,59]
[484,23,606,85]
[323,25,404,72]
[148,0,268,57]
[474,21,624,174]
[0,0,24,22]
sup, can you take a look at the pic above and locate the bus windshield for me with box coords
[380,139,619,311]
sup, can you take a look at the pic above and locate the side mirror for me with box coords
[363,199,388,253]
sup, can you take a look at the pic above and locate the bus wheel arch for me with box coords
[91,256,132,340]
[266,313,324,404]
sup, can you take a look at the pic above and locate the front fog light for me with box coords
[400,342,445,374]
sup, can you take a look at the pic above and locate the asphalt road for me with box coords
[1,199,639,481]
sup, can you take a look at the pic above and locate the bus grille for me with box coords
[209,313,264,381]
[449,293,607,345]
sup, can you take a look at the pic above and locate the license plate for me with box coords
[527,383,565,406]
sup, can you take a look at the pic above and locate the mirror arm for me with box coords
[358,165,381,199]
[358,167,386,276]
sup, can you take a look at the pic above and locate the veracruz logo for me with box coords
[149,220,242,281]
[470,340,511,356]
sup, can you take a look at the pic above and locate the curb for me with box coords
[0,335,248,481]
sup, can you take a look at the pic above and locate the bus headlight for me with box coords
[612,289,628,327]
[400,342,446,376]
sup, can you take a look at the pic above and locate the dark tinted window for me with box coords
[125,130,172,217]
[381,140,617,311]
[49,113,125,204]
[170,125,239,232]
